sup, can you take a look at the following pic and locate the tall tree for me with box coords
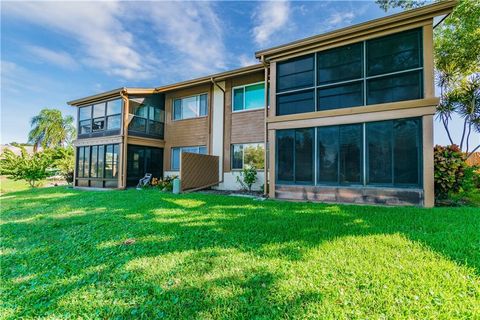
[28,109,75,152]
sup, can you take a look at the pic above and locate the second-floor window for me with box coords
[78,99,122,135]
[233,82,265,112]
[276,28,423,116]
[173,94,208,120]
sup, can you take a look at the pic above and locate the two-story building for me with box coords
[68,1,456,207]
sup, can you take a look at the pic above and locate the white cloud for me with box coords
[238,54,258,67]
[26,45,78,70]
[327,11,355,26]
[2,1,156,81]
[252,0,290,46]
[140,1,227,78]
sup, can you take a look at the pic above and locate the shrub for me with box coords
[236,165,257,192]
[0,148,50,188]
[434,145,480,202]
[52,147,74,184]
[151,176,177,192]
[434,145,468,199]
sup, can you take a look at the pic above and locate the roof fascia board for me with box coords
[154,64,264,92]
[68,88,157,106]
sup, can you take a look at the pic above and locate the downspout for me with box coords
[120,89,129,189]
[261,56,269,196]
[211,77,225,93]
[211,77,225,183]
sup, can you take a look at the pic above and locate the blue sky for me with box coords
[1,0,475,147]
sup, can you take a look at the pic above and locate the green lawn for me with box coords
[0,176,34,194]
[1,187,479,319]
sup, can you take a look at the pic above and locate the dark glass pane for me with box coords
[92,118,105,131]
[93,103,106,118]
[105,145,114,178]
[148,120,163,136]
[318,81,363,110]
[318,43,363,85]
[79,120,91,134]
[394,118,421,185]
[276,130,294,182]
[84,147,90,178]
[90,146,98,178]
[129,117,146,132]
[130,101,148,118]
[107,115,121,130]
[107,99,122,115]
[367,121,393,184]
[200,94,208,116]
[277,89,315,116]
[97,145,104,178]
[149,106,163,121]
[233,88,244,111]
[339,124,362,184]
[231,144,243,169]
[245,83,264,110]
[367,28,422,76]
[295,128,314,184]
[79,106,91,121]
[277,54,314,92]
[113,144,119,178]
[367,70,422,105]
[173,99,182,120]
[317,126,339,183]
[77,147,84,178]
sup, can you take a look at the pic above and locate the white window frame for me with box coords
[232,81,265,113]
[172,93,208,121]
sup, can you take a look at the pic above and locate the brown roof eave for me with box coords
[255,0,457,60]
[67,87,156,106]
[154,63,263,93]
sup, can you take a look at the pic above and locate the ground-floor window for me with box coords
[231,143,265,170]
[276,117,422,188]
[76,144,119,187]
[171,146,207,170]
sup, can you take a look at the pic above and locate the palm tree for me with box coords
[28,109,76,152]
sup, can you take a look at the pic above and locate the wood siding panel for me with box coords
[164,84,211,170]
[231,110,265,144]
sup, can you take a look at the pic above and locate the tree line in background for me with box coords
[0,109,75,188]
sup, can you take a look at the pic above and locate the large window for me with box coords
[173,94,208,120]
[231,143,264,170]
[276,117,422,188]
[276,128,314,184]
[366,118,422,186]
[78,99,122,135]
[129,95,165,138]
[76,144,119,187]
[171,146,207,170]
[317,124,363,184]
[276,28,423,115]
[233,83,265,112]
